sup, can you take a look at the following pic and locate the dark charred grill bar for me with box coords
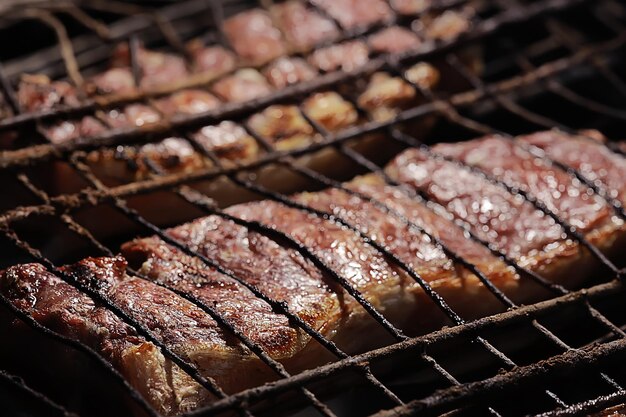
[0,1,625,417]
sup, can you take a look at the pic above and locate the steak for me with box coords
[2,131,624,415]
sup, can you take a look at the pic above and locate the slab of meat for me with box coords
[248,104,319,150]
[223,9,287,66]
[422,9,472,41]
[102,104,161,129]
[271,0,339,52]
[191,120,260,162]
[44,116,106,145]
[302,91,359,131]
[310,0,394,30]
[519,130,626,204]
[154,89,221,117]
[211,68,273,103]
[357,72,418,122]
[368,27,423,54]
[85,137,207,182]
[85,67,136,96]
[390,0,432,15]
[308,40,370,72]
[187,41,237,77]
[110,43,189,89]
[262,57,317,89]
[17,74,80,112]
[3,132,625,415]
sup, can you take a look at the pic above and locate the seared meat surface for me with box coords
[271,0,340,52]
[368,27,423,54]
[2,131,624,415]
[310,0,394,30]
[308,40,370,72]
[223,9,287,66]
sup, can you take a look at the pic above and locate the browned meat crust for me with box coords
[310,0,394,30]
[308,40,370,73]
[368,27,423,54]
[271,0,340,52]
[2,132,625,415]
[262,57,317,89]
[211,68,273,103]
[223,9,287,66]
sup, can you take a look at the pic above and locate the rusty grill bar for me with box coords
[0,0,626,416]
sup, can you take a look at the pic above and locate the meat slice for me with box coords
[357,72,417,122]
[248,105,319,150]
[86,67,136,96]
[86,137,207,181]
[308,40,370,73]
[433,135,613,231]
[518,130,626,204]
[385,143,625,270]
[211,69,273,103]
[187,41,237,77]
[154,89,221,117]
[390,0,431,15]
[191,121,260,162]
[310,0,393,30]
[110,44,189,89]
[44,116,106,144]
[3,132,625,415]
[404,62,441,89]
[302,92,359,131]
[423,9,472,41]
[0,255,302,415]
[17,74,80,112]
[123,215,339,353]
[368,27,422,54]
[223,9,287,66]
[297,177,527,311]
[271,0,339,51]
[262,57,317,89]
[102,104,161,129]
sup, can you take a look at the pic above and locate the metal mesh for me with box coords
[0,0,625,416]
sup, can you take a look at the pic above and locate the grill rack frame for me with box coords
[0,0,625,416]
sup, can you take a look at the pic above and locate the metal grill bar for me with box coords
[370,337,626,417]
[0,369,77,417]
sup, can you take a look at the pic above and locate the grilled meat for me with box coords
[310,0,394,30]
[262,57,317,89]
[191,121,259,162]
[271,0,340,52]
[17,74,80,112]
[2,131,624,415]
[368,26,423,54]
[154,89,221,118]
[211,68,273,103]
[248,105,319,150]
[308,40,370,72]
[223,9,287,66]
[390,0,432,15]
[519,130,626,203]
[187,42,237,77]
[357,71,417,122]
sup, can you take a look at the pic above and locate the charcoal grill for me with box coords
[0,0,626,416]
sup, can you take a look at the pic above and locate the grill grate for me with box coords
[0,0,625,416]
